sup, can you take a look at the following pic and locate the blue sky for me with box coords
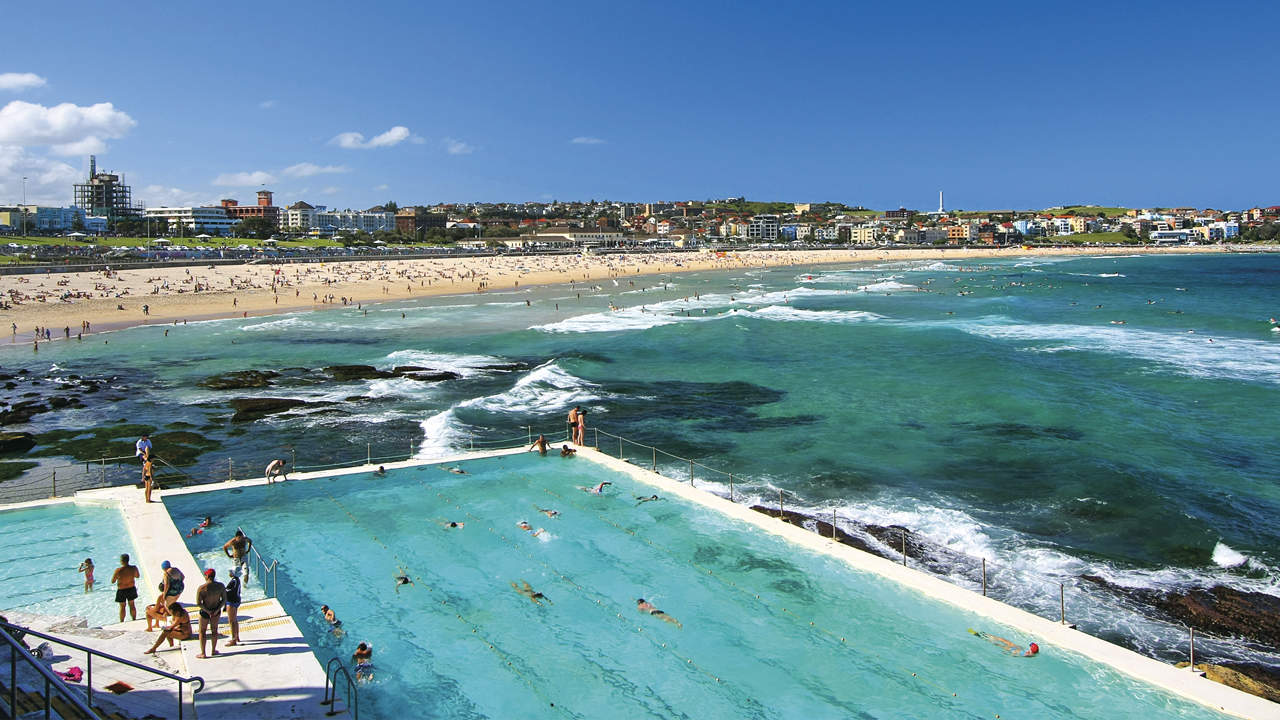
[2,0,1277,210]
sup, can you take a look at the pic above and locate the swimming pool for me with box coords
[168,454,1227,719]
[0,501,140,627]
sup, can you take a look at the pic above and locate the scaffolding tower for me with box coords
[72,155,141,221]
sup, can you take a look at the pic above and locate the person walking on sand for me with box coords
[223,530,253,585]
[111,554,140,621]
[224,567,242,646]
[195,569,226,658]
[78,558,94,593]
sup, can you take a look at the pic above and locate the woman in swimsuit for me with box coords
[636,598,682,629]
[145,603,191,654]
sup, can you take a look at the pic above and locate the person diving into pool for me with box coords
[969,628,1038,656]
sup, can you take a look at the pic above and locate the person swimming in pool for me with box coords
[529,435,549,456]
[374,466,387,477]
[517,520,544,537]
[352,642,374,681]
[560,445,577,458]
[536,507,559,518]
[394,571,414,593]
[438,520,465,529]
[970,629,1038,656]
[579,481,611,495]
[321,605,345,637]
[512,581,551,606]
[445,466,467,474]
[635,494,660,505]
[187,516,212,537]
[636,598,681,629]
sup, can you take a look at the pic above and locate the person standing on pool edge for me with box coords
[223,530,253,586]
[567,406,580,442]
[110,554,140,622]
[195,568,226,659]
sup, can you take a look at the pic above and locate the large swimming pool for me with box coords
[168,454,1225,719]
[0,501,139,627]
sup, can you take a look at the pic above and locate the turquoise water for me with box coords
[6,252,1280,670]
[167,455,1224,719]
[0,502,139,626]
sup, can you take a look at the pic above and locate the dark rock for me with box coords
[324,365,393,381]
[391,366,428,373]
[0,431,36,455]
[0,373,12,381]
[198,370,280,390]
[1080,575,1280,647]
[3,382,14,390]
[398,370,462,382]
[228,397,312,422]
[47,396,77,409]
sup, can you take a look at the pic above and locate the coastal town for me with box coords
[1,156,1278,261]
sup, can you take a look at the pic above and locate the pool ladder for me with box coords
[322,656,359,718]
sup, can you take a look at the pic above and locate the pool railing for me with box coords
[2,619,204,720]
[0,422,1248,682]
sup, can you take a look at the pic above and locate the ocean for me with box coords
[6,251,1279,671]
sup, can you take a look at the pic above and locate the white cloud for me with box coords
[0,145,81,205]
[0,101,135,155]
[0,73,46,92]
[320,186,340,195]
[570,136,605,145]
[329,125,414,149]
[139,184,213,208]
[282,162,349,178]
[443,137,474,155]
[258,100,276,109]
[373,184,389,191]
[212,170,277,187]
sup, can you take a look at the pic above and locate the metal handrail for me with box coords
[2,620,203,720]
[322,656,359,719]
[236,526,279,598]
[2,623,98,720]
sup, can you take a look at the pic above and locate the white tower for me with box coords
[938,190,945,214]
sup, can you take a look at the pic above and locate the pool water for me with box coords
[0,502,140,627]
[168,455,1224,719]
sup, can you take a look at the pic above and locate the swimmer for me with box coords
[636,598,681,629]
[445,466,467,475]
[512,580,551,606]
[579,481,611,495]
[517,520,544,537]
[186,516,213,537]
[529,434,549,455]
[635,494,660,506]
[536,507,560,518]
[560,445,577,457]
[394,571,414,593]
[265,458,288,484]
[374,466,387,477]
[438,520,465,529]
[969,629,1038,656]
[320,604,345,637]
[352,642,374,681]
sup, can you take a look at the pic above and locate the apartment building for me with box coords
[747,214,780,241]
[144,206,237,236]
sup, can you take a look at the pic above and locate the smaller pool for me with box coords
[0,502,140,627]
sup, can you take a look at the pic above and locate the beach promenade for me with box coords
[0,245,1225,340]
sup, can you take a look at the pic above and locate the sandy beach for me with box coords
[0,245,1228,343]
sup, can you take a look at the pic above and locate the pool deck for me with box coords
[4,443,1277,719]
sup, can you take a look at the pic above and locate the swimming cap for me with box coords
[204,568,215,578]
[1028,643,1039,654]
[161,561,171,569]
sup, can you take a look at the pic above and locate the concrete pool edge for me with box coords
[9,444,1271,719]
[576,446,1279,720]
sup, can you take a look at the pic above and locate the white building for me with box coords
[144,206,237,236]
[747,214,780,241]
[282,201,320,232]
[317,208,396,234]
[533,227,626,246]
